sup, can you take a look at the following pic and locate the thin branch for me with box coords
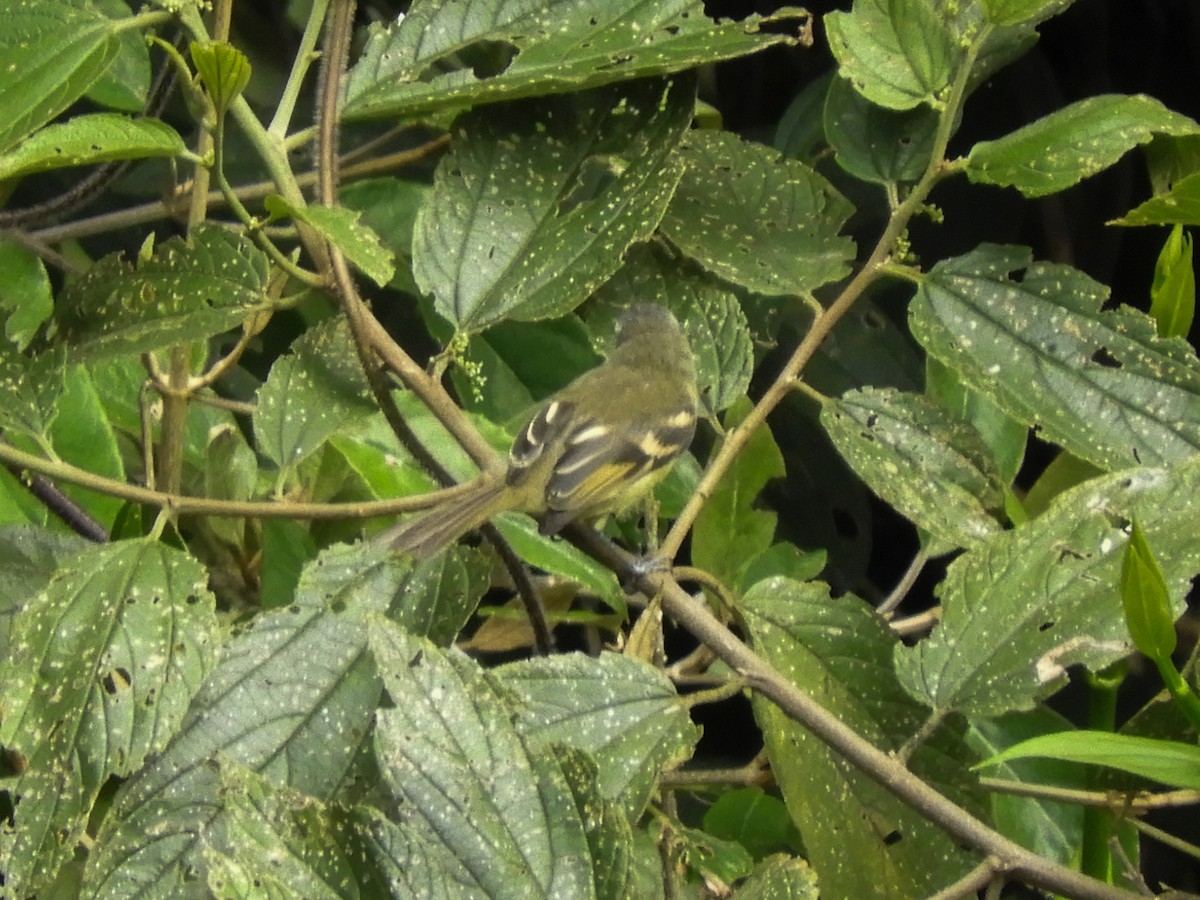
[568,526,1140,900]
[878,550,929,616]
[0,440,468,520]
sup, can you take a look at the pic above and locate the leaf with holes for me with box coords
[0,345,64,440]
[910,244,1200,471]
[202,761,359,900]
[0,540,218,897]
[344,0,809,120]
[967,95,1200,198]
[81,543,412,897]
[413,77,694,332]
[744,578,980,898]
[0,114,187,182]
[496,652,700,820]
[57,224,273,362]
[895,457,1200,719]
[824,75,938,185]
[821,387,1005,552]
[367,620,596,898]
[660,131,854,296]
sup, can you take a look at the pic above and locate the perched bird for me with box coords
[384,303,698,558]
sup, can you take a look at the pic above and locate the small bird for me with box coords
[384,303,698,558]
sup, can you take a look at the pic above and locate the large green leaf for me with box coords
[659,131,855,296]
[0,0,123,152]
[910,244,1200,471]
[254,317,375,472]
[57,224,273,362]
[495,652,700,819]
[0,114,186,182]
[81,544,413,898]
[412,78,693,332]
[367,620,596,898]
[202,762,359,900]
[824,74,938,184]
[743,579,979,898]
[0,540,219,897]
[821,387,1005,551]
[967,95,1200,198]
[895,457,1200,719]
[825,0,960,111]
[343,0,808,120]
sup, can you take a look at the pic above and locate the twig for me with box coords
[0,440,465,519]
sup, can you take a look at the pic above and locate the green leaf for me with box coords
[48,365,126,529]
[0,0,122,152]
[966,95,1200,198]
[1116,169,1200,226]
[821,388,1005,551]
[693,398,785,593]
[0,540,219,896]
[735,855,821,899]
[340,177,428,294]
[703,788,799,861]
[85,0,151,112]
[0,114,187,182]
[591,244,754,413]
[977,731,1200,791]
[189,41,251,116]
[264,195,395,288]
[743,579,979,898]
[259,519,316,609]
[925,356,1027,486]
[367,619,595,897]
[412,78,693,332]
[825,0,960,111]
[824,74,938,184]
[0,239,53,349]
[0,344,64,440]
[203,424,258,546]
[966,709,1084,865]
[1120,519,1177,662]
[490,512,626,614]
[895,457,1200,719]
[774,72,832,161]
[496,652,700,820]
[83,544,405,897]
[391,547,491,646]
[552,746,638,900]
[344,1,809,120]
[980,0,1075,26]
[57,224,273,362]
[659,131,855,296]
[254,317,375,471]
[1149,223,1195,338]
[0,525,91,676]
[910,244,1200,471]
[202,762,358,900]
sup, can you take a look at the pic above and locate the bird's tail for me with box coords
[381,477,511,559]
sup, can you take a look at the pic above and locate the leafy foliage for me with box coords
[2,1,1199,897]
